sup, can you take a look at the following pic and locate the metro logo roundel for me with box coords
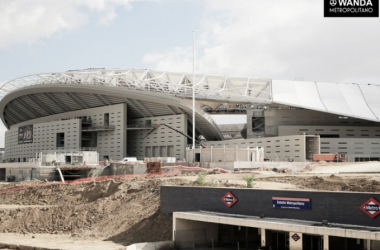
[359,198,380,219]
[222,192,238,208]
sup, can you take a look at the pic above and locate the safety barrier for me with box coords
[162,165,231,173]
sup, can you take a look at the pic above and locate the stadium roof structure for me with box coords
[0,69,379,137]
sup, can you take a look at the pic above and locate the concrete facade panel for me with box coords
[204,135,318,162]
[4,104,126,161]
[127,114,187,160]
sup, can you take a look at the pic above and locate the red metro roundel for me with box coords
[359,197,380,219]
[222,191,238,208]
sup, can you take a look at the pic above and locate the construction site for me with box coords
[0,160,379,250]
[0,70,380,249]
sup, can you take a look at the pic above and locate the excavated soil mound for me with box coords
[1,171,379,249]
[0,177,189,246]
[262,174,380,192]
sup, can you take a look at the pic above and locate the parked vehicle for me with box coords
[120,157,138,163]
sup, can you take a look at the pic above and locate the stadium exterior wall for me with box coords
[247,108,380,162]
[5,104,127,161]
[203,135,320,162]
[127,114,188,160]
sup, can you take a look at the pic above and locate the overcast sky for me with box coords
[0,0,379,147]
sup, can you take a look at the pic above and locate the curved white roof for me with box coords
[1,69,379,130]
[272,80,380,122]
[0,69,272,104]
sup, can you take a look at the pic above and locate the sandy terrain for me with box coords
[0,161,379,249]
[0,233,124,250]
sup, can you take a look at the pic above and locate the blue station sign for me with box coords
[272,197,311,210]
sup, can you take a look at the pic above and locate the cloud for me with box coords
[144,0,380,83]
[0,0,147,49]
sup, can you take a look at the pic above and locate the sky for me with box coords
[0,0,380,146]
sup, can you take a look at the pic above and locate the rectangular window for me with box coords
[56,133,64,147]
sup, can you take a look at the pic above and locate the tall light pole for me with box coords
[192,31,196,149]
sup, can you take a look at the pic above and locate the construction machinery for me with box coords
[143,123,207,148]
[313,153,346,162]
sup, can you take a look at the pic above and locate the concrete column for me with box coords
[210,146,213,162]
[261,228,266,247]
[289,232,302,250]
[173,218,177,241]
[256,147,259,161]
[193,148,195,163]
[200,146,202,162]
[323,235,329,250]
[366,239,371,250]
[224,146,226,162]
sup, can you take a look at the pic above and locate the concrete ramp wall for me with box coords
[192,161,311,172]
[126,241,174,250]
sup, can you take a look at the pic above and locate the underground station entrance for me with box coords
[173,219,375,250]
[175,223,326,250]
[165,187,380,250]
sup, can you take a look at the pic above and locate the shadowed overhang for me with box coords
[0,84,224,141]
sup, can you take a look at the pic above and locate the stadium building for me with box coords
[1,69,380,162]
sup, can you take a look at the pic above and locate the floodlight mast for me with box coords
[192,31,195,149]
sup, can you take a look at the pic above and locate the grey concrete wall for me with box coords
[126,241,174,250]
[279,125,380,139]
[127,114,188,160]
[161,186,380,228]
[0,163,56,181]
[320,138,380,162]
[174,218,218,242]
[5,119,82,161]
[278,126,380,161]
[104,163,147,175]
[204,135,319,162]
[4,104,126,162]
[94,103,126,161]
[186,148,261,163]
[261,109,377,137]
[190,162,235,171]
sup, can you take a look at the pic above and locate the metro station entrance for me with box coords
[303,234,323,250]
[265,230,289,250]
[329,236,365,250]
[218,224,261,249]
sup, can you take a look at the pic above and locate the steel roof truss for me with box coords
[132,99,154,117]
[7,104,33,121]
[92,94,109,106]
[66,93,88,109]
[15,99,41,118]
[27,95,54,115]
[43,93,70,113]
[124,99,146,118]
[4,112,20,125]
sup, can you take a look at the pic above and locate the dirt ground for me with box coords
[0,162,379,250]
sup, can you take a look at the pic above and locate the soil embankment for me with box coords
[0,166,379,249]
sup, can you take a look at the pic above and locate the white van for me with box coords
[120,157,138,163]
